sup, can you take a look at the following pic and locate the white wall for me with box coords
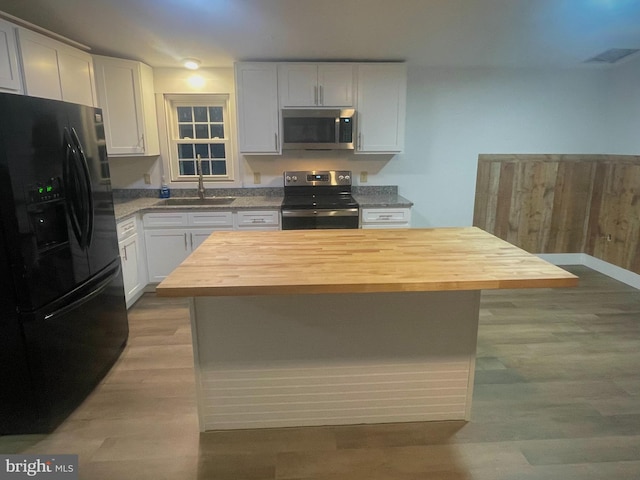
[396,66,613,227]
[606,58,640,154]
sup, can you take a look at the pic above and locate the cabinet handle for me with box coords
[184,233,188,250]
[122,246,128,261]
[358,133,362,150]
[319,85,323,105]
[275,133,278,151]
[314,86,318,105]
[189,233,193,250]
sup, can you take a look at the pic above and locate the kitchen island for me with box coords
[156,227,577,431]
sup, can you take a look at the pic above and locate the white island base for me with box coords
[189,290,481,431]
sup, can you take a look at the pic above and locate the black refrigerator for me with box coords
[0,93,129,434]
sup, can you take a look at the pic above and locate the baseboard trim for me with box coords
[538,253,640,290]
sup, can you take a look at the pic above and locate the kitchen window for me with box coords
[165,94,234,181]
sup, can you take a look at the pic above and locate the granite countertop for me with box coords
[113,190,414,222]
[354,194,413,208]
[113,196,284,221]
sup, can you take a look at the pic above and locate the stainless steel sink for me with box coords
[159,197,236,206]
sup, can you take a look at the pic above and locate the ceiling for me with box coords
[2,0,640,69]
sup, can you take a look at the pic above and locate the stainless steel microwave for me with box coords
[281,108,355,150]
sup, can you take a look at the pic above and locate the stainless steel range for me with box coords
[281,170,359,230]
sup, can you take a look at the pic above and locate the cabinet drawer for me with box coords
[117,217,137,240]
[188,211,233,228]
[361,208,411,224]
[143,212,189,228]
[236,210,280,228]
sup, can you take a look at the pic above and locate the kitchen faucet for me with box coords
[196,154,206,200]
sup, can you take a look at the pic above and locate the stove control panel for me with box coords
[284,170,352,187]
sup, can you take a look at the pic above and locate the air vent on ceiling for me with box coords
[585,48,640,64]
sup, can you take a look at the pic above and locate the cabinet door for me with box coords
[235,63,280,154]
[18,28,62,101]
[278,63,318,107]
[0,18,22,93]
[93,56,160,156]
[189,229,217,251]
[144,229,190,282]
[58,47,96,106]
[317,64,354,107]
[120,233,140,300]
[356,64,407,153]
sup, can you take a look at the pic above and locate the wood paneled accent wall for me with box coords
[473,154,640,275]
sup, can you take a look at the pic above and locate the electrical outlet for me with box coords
[253,172,261,184]
[143,173,151,184]
[360,171,368,183]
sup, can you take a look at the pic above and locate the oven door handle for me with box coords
[281,208,359,217]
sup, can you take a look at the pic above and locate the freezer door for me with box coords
[13,260,129,433]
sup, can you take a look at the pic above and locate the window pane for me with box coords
[210,125,224,139]
[195,124,209,139]
[209,107,223,122]
[177,107,192,122]
[179,124,194,139]
[211,144,226,158]
[212,161,227,175]
[179,160,195,175]
[201,161,211,175]
[195,144,209,159]
[178,144,194,159]
[194,106,208,122]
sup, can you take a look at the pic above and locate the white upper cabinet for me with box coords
[93,55,160,156]
[278,63,354,107]
[0,18,22,93]
[17,27,96,106]
[356,63,407,154]
[235,62,280,154]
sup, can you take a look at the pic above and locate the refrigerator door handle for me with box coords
[63,128,84,246]
[43,262,121,321]
[70,128,94,248]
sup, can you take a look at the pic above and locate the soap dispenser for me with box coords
[159,176,171,198]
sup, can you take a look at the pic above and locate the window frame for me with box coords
[164,94,235,182]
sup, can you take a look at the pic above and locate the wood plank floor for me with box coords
[1,265,639,479]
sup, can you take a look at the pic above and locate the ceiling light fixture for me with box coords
[183,58,201,70]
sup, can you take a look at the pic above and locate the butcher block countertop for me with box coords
[155,227,578,297]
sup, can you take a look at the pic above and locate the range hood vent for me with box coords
[584,48,640,64]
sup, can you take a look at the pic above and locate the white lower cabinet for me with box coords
[235,210,280,230]
[360,208,411,228]
[117,215,147,308]
[143,211,234,282]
